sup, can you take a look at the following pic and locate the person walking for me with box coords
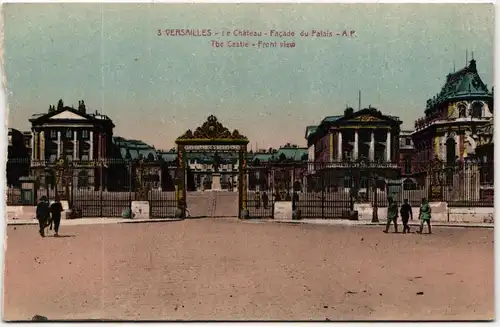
[383,197,399,233]
[400,199,413,234]
[49,196,64,237]
[177,196,189,218]
[417,198,432,234]
[262,191,269,210]
[36,196,50,237]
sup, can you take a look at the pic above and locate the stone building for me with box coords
[247,145,308,192]
[112,137,177,191]
[474,121,494,202]
[29,99,115,190]
[412,59,493,170]
[411,59,493,202]
[305,107,402,191]
[7,128,30,187]
[398,130,416,189]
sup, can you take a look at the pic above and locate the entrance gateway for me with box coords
[175,115,249,218]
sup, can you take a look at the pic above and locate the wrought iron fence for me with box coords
[243,160,494,219]
[6,157,178,218]
[6,158,494,219]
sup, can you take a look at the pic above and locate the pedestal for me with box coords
[211,173,221,191]
[274,201,293,220]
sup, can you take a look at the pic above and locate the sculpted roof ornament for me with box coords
[177,115,248,140]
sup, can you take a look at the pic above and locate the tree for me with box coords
[57,99,64,111]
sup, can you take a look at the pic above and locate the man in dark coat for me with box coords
[49,196,64,237]
[400,199,413,234]
[36,196,50,237]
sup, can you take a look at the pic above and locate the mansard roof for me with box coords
[425,59,493,112]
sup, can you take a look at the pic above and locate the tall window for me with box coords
[66,129,72,138]
[458,104,467,118]
[471,102,483,118]
[50,130,57,138]
[404,155,412,174]
[82,130,89,139]
[446,138,456,165]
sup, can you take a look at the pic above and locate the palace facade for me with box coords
[305,107,402,191]
[412,59,493,171]
[29,99,115,190]
[410,59,494,201]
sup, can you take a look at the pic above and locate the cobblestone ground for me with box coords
[3,219,494,321]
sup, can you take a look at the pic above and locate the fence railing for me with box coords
[6,158,494,215]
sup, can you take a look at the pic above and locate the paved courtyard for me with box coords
[3,219,494,321]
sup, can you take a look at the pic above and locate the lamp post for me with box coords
[371,171,379,223]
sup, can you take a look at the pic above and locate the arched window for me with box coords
[471,102,483,118]
[458,104,467,118]
[446,138,456,165]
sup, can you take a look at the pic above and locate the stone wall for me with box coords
[354,202,494,223]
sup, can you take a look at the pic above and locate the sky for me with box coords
[3,3,494,150]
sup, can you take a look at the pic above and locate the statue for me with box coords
[78,100,86,113]
[213,152,221,172]
[57,99,64,111]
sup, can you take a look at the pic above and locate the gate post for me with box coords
[239,145,248,218]
[176,145,187,218]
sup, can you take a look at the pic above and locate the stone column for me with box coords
[57,130,61,158]
[158,169,162,191]
[353,129,359,160]
[89,131,94,160]
[337,131,342,161]
[386,130,391,162]
[31,131,35,161]
[369,130,375,161]
[39,131,45,161]
[73,130,78,160]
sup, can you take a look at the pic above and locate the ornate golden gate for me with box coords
[175,115,249,218]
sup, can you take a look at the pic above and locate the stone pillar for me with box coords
[89,131,94,160]
[57,130,61,158]
[158,169,162,191]
[337,131,342,161]
[33,131,38,161]
[353,129,359,160]
[39,131,45,161]
[369,130,375,161]
[31,131,35,161]
[73,130,78,160]
[386,130,391,162]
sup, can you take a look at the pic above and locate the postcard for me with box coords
[3,3,494,321]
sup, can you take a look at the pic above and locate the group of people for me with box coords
[384,197,432,234]
[35,195,64,237]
